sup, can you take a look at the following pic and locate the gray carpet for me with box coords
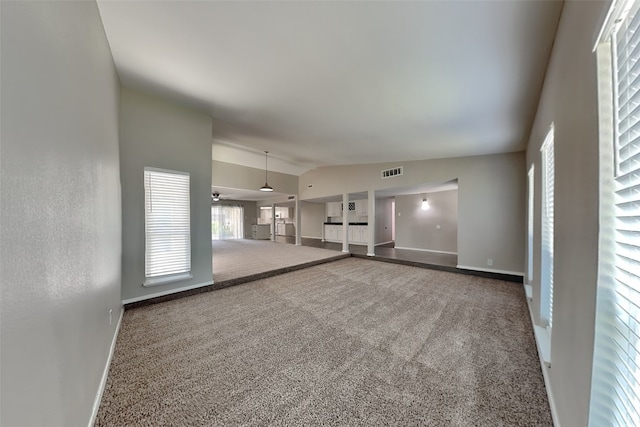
[97,258,551,426]
[212,239,344,282]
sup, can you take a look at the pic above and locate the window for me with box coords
[591,0,640,424]
[540,125,555,331]
[144,168,191,286]
[527,165,535,284]
[211,205,244,240]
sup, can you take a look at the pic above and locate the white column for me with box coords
[271,204,276,241]
[342,193,349,253]
[295,197,302,246]
[367,190,376,256]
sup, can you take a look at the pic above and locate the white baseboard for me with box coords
[374,241,394,246]
[395,246,458,255]
[88,306,124,427]
[525,289,560,427]
[302,235,322,239]
[122,280,214,305]
[456,265,524,277]
[524,284,533,300]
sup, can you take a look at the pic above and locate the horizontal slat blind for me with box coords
[528,166,535,283]
[540,126,555,330]
[591,1,640,424]
[144,168,191,278]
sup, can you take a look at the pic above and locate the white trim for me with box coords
[374,240,394,246]
[525,293,560,427]
[524,283,533,300]
[456,265,524,277]
[367,252,375,257]
[88,307,124,427]
[143,272,193,287]
[395,246,458,255]
[123,280,213,305]
[301,235,322,239]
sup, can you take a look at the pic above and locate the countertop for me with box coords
[324,222,368,226]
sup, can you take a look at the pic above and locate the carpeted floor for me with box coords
[212,239,345,282]
[97,258,551,426]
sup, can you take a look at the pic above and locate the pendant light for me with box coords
[259,151,274,192]
[421,198,430,210]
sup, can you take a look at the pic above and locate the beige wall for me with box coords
[212,160,298,195]
[301,202,325,238]
[525,1,607,426]
[299,152,525,274]
[119,88,213,302]
[395,190,458,253]
[0,2,122,426]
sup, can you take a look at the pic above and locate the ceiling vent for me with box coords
[381,166,403,179]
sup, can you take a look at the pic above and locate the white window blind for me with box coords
[144,168,191,283]
[591,1,640,424]
[541,126,555,330]
[528,165,535,284]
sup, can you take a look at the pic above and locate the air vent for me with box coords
[288,195,295,200]
[381,166,403,179]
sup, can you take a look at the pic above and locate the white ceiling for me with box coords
[97,0,563,174]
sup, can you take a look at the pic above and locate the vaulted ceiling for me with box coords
[97,0,563,175]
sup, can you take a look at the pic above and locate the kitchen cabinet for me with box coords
[324,224,367,245]
[276,223,295,236]
[354,199,368,216]
[252,224,271,240]
[324,224,342,242]
[327,202,342,217]
[349,225,368,244]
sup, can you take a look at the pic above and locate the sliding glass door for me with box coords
[211,205,244,240]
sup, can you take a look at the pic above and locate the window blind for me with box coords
[591,1,640,424]
[144,168,191,279]
[528,165,535,284]
[541,126,555,329]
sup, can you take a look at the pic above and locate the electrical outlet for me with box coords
[487,259,493,266]
[109,309,113,325]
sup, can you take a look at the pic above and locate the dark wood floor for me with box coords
[274,236,521,283]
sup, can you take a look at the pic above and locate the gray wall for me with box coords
[395,190,458,253]
[212,160,299,195]
[525,1,606,425]
[213,200,257,239]
[0,2,122,426]
[120,88,213,302]
[375,197,394,244]
[301,202,325,238]
[299,152,525,274]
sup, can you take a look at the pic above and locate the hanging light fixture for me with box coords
[421,198,430,210]
[259,151,274,192]
[212,192,220,202]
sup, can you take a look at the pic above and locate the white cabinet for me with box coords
[275,207,290,219]
[327,202,342,217]
[354,200,368,216]
[276,223,295,236]
[349,225,368,244]
[324,224,343,242]
[326,224,368,245]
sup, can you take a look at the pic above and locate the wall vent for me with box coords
[288,195,295,200]
[381,166,403,179]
